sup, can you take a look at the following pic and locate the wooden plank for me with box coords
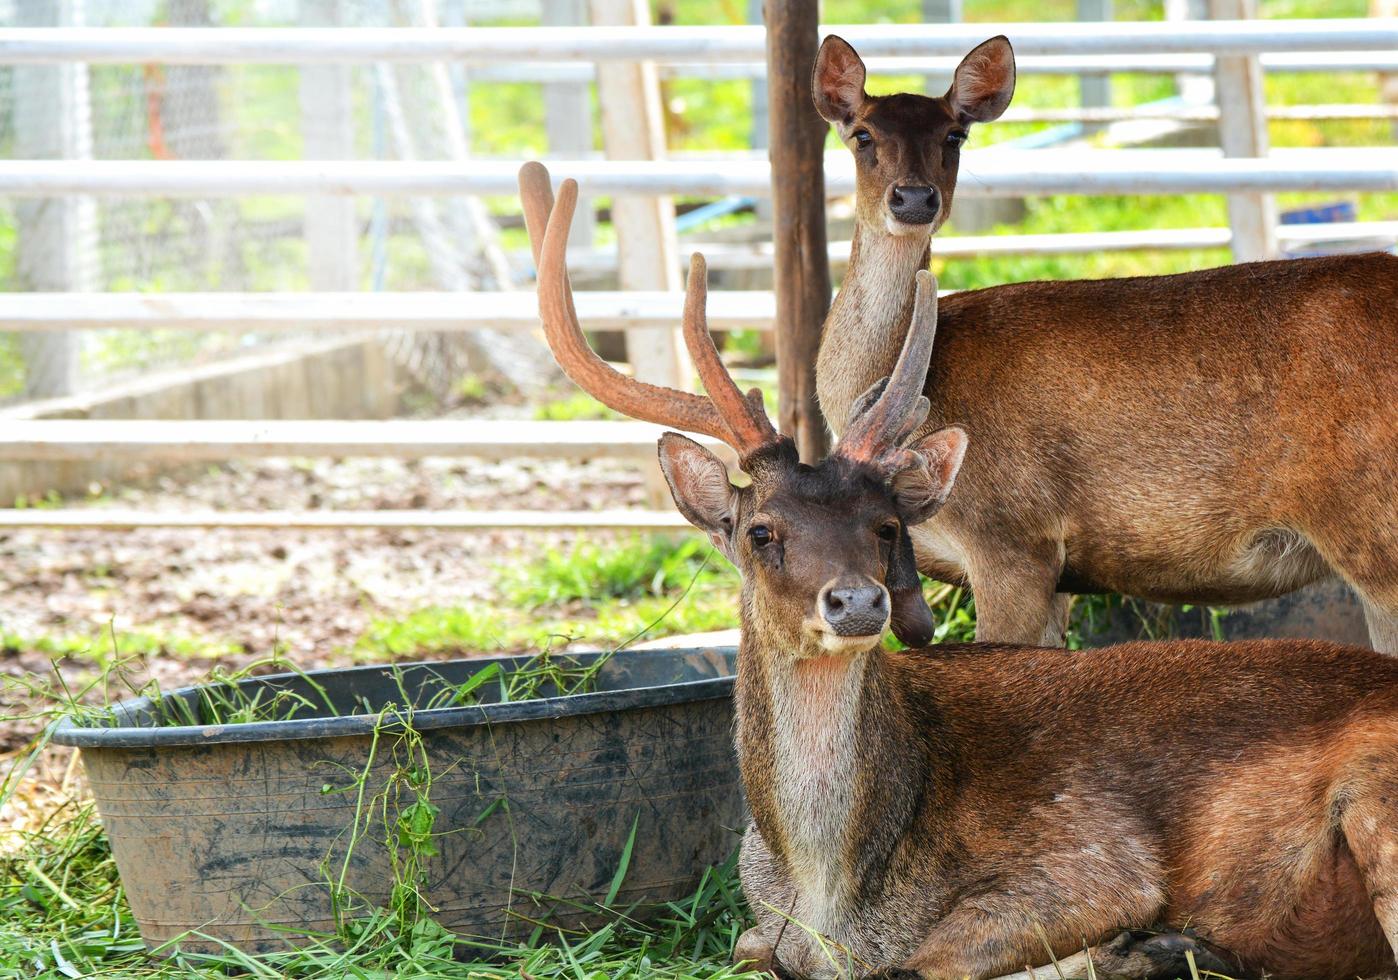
[0,419,733,462]
[0,508,693,530]
[765,0,830,462]
[1209,0,1277,261]
[1,150,1394,198]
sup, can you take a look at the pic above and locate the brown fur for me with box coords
[813,37,1398,651]
[519,161,1398,980]
[680,441,1398,979]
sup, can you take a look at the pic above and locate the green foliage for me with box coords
[502,534,735,607]
[532,390,623,421]
[0,624,243,664]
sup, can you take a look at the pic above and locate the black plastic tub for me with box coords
[52,646,743,953]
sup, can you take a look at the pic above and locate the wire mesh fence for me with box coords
[0,0,555,405]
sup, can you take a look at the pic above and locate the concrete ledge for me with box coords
[0,336,402,504]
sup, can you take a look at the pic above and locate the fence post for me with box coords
[1077,0,1113,131]
[766,0,831,462]
[300,0,357,292]
[922,0,963,96]
[588,0,688,391]
[590,0,688,504]
[545,0,597,250]
[1208,0,1277,262]
[1377,0,1398,140]
[14,0,95,400]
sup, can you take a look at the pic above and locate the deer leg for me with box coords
[1339,768,1398,964]
[967,554,1064,646]
[863,930,1236,980]
[735,822,802,976]
[1359,593,1398,656]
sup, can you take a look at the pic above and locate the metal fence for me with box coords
[0,7,1394,529]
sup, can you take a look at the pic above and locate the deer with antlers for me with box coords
[521,161,1398,980]
[812,34,1398,652]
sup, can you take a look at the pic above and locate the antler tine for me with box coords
[523,165,735,445]
[519,160,553,268]
[681,253,780,455]
[838,269,940,467]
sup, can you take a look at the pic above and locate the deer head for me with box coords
[813,34,1016,236]
[519,163,968,652]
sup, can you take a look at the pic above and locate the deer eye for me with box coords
[877,522,900,543]
[945,130,968,147]
[749,524,774,548]
[853,129,873,149]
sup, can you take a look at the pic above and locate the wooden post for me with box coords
[546,0,597,250]
[589,0,689,392]
[14,0,95,400]
[765,0,831,462]
[299,0,357,292]
[1208,0,1277,262]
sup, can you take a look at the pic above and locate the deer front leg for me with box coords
[735,822,804,977]
[864,931,1237,980]
[862,835,1182,980]
[967,552,1066,647]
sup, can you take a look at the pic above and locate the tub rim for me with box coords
[51,645,738,749]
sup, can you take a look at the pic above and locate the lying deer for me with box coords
[813,34,1398,652]
[521,162,1398,980]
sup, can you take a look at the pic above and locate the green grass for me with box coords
[532,390,624,421]
[1,759,762,980]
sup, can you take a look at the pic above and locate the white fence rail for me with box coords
[2,150,1395,198]
[0,419,730,462]
[2,20,1394,63]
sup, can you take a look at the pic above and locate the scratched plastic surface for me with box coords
[53,647,742,953]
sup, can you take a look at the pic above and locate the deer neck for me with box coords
[735,628,928,921]
[817,225,932,437]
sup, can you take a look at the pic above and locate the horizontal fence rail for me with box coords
[1,20,1395,64]
[0,290,782,331]
[0,419,730,462]
[472,52,1398,81]
[563,221,1398,271]
[2,150,1395,198]
[9,217,1398,331]
[0,509,694,530]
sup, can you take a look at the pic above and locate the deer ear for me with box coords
[813,34,867,124]
[887,525,936,648]
[657,433,740,558]
[945,35,1016,124]
[892,426,968,525]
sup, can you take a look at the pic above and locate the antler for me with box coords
[520,162,781,458]
[836,269,939,473]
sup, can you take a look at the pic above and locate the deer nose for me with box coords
[819,584,889,637]
[888,185,940,225]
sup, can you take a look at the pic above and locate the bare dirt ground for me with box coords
[0,450,650,750]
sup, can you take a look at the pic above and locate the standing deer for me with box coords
[812,35,1398,651]
[521,162,1398,980]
